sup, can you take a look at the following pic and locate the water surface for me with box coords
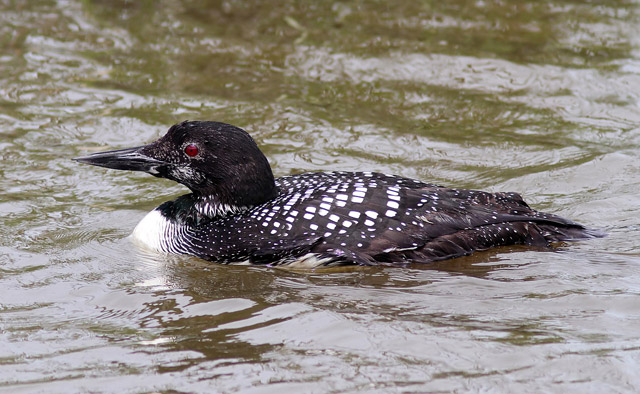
[2,1,640,392]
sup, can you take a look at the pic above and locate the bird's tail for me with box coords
[539,224,606,243]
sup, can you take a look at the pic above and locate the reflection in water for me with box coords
[127,242,529,376]
[2,0,640,392]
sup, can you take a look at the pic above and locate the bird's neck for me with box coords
[157,193,250,226]
[192,194,249,219]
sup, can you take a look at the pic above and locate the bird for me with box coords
[74,121,602,268]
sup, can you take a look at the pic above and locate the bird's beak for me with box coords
[74,145,165,174]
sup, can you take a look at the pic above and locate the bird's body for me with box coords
[75,121,601,268]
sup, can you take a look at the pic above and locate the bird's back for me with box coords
[186,171,595,267]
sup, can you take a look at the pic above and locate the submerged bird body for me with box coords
[75,121,600,268]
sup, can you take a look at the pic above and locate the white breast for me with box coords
[130,209,175,253]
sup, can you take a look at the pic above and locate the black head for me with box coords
[75,121,277,208]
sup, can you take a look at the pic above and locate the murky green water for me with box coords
[2,0,640,392]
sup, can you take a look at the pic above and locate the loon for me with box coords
[75,121,601,268]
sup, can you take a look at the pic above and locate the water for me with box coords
[2,0,640,392]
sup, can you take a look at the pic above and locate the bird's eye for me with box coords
[184,144,199,157]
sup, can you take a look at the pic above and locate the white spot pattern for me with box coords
[131,165,579,269]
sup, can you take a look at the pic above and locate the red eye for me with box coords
[184,144,199,157]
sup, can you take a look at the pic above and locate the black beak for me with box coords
[74,146,166,174]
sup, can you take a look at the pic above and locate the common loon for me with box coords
[75,121,601,268]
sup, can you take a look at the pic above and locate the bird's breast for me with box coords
[130,209,180,254]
